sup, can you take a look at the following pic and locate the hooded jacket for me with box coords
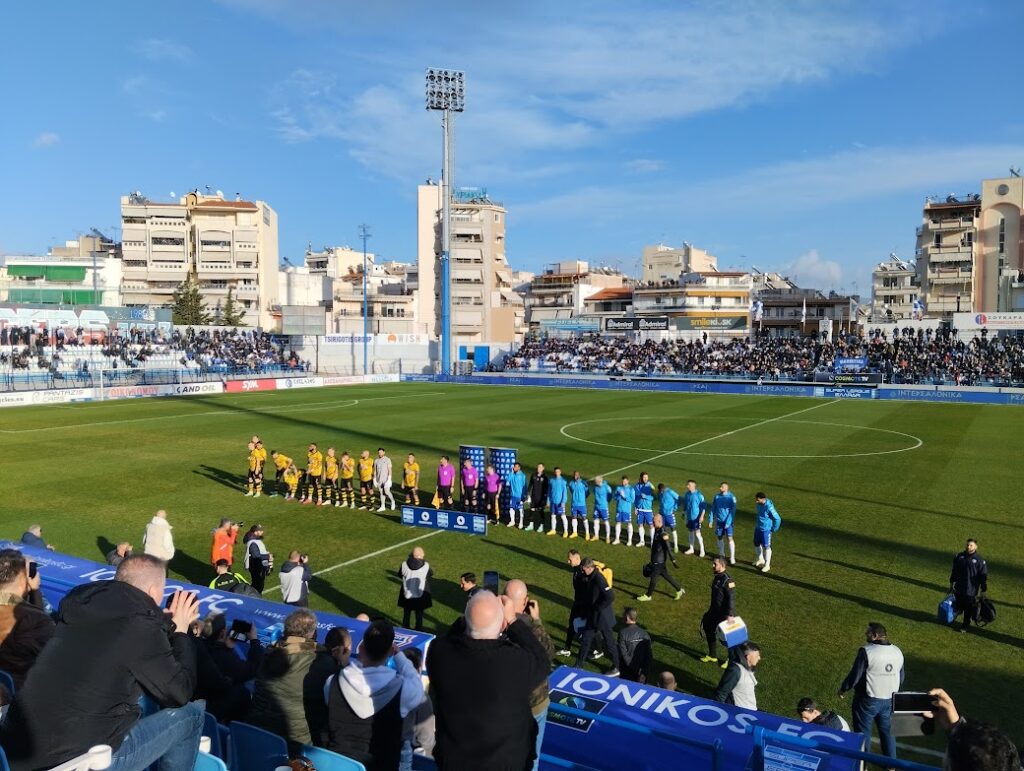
[142,515,175,560]
[279,560,311,604]
[248,635,321,747]
[0,580,196,770]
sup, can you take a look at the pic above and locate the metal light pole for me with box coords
[426,68,465,375]
[359,223,371,375]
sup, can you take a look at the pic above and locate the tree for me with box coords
[219,286,247,326]
[171,277,211,326]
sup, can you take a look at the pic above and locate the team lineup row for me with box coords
[241,436,785,572]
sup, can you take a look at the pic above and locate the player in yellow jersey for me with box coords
[357,450,374,509]
[254,439,268,468]
[244,442,263,497]
[323,447,340,507]
[303,443,324,505]
[270,450,293,497]
[403,453,421,505]
[282,463,301,500]
[339,451,356,508]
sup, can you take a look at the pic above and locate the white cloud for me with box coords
[32,132,60,148]
[142,108,168,122]
[122,75,147,95]
[781,249,843,290]
[132,38,194,64]
[625,159,666,174]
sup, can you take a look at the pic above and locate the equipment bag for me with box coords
[937,594,957,625]
[974,597,996,626]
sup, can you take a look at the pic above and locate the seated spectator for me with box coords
[0,554,203,770]
[929,689,1022,771]
[248,608,322,754]
[306,626,352,747]
[106,541,133,567]
[325,620,424,770]
[657,671,677,691]
[0,549,55,688]
[617,607,652,684]
[19,525,53,551]
[200,613,265,723]
[399,647,434,770]
[797,697,850,731]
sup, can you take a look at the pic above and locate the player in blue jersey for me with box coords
[708,482,738,565]
[506,461,528,529]
[591,475,612,543]
[613,476,636,546]
[567,471,590,540]
[547,467,570,538]
[682,479,707,558]
[657,482,681,553]
[754,491,782,573]
[634,472,655,548]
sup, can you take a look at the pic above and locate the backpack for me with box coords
[593,560,613,589]
[974,597,996,626]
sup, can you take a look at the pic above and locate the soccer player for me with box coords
[682,480,707,557]
[321,447,340,506]
[374,448,395,511]
[436,456,455,509]
[460,459,479,513]
[303,443,324,505]
[357,450,374,509]
[753,491,782,573]
[339,451,356,508]
[547,467,569,537]
[613,476,636,546]
[506,461,527,528]
[709,482,738,565]
[591,475,612,543]
[403,453,421,505]
[634,472,655,548]
[244,441,263,497]
[253,438,268,470]
[283,462,301,500]
[526,464,548,533]
[270,450,292,498]
[483,465,502,522]
[657,483,681,553]
[567,471,589,540]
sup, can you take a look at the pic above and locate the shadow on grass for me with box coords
[95,535,116,562]
[169,548,216,587]
[308,574,389,621]
[194,464,247,492]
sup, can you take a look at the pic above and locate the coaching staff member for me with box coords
[949,539,988,631]
[700,556,737,666]
[575,558,620,676]
[838,622,904,763]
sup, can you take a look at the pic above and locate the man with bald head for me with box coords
[504,579,554,771]
[428,589,551,771]
[1,554,204,770]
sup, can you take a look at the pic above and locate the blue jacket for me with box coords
[682,490,706,523]
[548,476,569,506]
[615,485,636,513]
[756,499,782,532]
[711,492,737,528]
[507,470,527,499]
[659,488,680,515]
[593,481,612,509]
[634,482,655,512]
[568,479,588,507]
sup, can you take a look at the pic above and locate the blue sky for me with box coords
[2,0,1023,295]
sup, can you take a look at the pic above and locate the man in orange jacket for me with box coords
[211,519,240,566]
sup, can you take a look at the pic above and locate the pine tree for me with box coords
[220,286,246,327]
[171,278,211,325]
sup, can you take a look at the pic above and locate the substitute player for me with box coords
[339,451,356,508]
[568,471,589,540]
[357,450,374,509]
[323,447,340,507]
[634,472,655,548]
[403,453,421,505]
[754,491,782,573]
[591,475,612,543]
[506,461,527,528]
[709,482,738,565]
[303,443,324,505]
[613,476,636,546]
[657,482,681,553]
[244,441,263,497]
[483,465,502,522]
[682,479,707,557]
[270,450,292,497]
[547,467,569,537]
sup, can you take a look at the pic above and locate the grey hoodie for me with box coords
[325,650,424,719]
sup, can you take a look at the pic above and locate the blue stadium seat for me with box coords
[0,669,15,697]
[0,745,10,771]
[411,754,437,770]
[228,722,289,771]
[299,745,366,770]
[202,711,231,763]
[194,751,228,771]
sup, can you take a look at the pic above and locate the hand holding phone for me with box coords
[893,691,934,713]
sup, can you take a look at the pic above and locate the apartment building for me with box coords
[642,242,717,282]
[0,234,122,306]
[758,291,858,338]
[915,194,979,317]
[304,244,368,278]
[978,175,1024,312]
[632,272,752,337]
[524,260,625,331]
[870,253,919,321]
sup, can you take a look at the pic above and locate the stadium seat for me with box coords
[299,745,367,770]
[228,722,289,771]
[0,669,15,697]
[193,751,228,771]
[45,745,113,771]
[202,711,231,763]
[411,754,438,770]
[0,746,9,771]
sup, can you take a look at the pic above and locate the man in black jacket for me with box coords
[617,607,652,683]
[0,554,203,771]
[556,550,585,657]
[949,539,988,631]
[636,514,684,602]
[700,556,737,666]
[201,613,265,722]
[0,549,55,689]
[525,464,549,533]
[575,558,620,676]
[427,590,550,771]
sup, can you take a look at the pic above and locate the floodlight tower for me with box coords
[425,68,464,375]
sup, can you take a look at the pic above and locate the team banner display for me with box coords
[400,505,487,536]
[0,541,434,653]
[812,372,881,385]
[544,667,862,771]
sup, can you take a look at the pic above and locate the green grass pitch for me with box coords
[1,382,1022,753]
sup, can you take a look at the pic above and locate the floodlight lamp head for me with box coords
[425,68,465,112]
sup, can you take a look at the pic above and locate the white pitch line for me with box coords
[264,529,445,593]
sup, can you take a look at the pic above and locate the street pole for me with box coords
[359,224,371,375]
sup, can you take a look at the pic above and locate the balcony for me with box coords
[929,269,972,285]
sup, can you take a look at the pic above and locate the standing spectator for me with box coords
[557,550,585,658]
[249,608,322,754]
[459,572,481,599]
[617,607,652,684]
[927,689,1022,771]
[657,672,678,691]
[838,622,904,763]
[0,549,55,689]
[375,447,396,512]
[575,557,620,677]
[427,591,550,771]
[504,579,554,771]
[398,547,433,631]
[0,555,203,770]
[200,613,264,723]
[700,556,737,666]
[280,551,312,607]
[526,463,549,533]
[106,541,133,567]
[796,697,850,731]
[142,509,175,561]
[636,514,684,602]
[306,627,352,748]
[19,525,54,551]
[949,538,988,632]
[243,524,272,593]
[325,620,424,770]
[210,518,240,567]
[713,641,762,709]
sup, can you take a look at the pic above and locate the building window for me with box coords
[998,218,1006,256]
[933,233,941,248]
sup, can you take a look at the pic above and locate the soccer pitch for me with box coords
[2,382,1022,749]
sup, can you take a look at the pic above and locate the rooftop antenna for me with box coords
[1011,167,1022,178]
[204,185,211,194]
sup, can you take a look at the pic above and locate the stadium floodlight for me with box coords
[425,68,465,375]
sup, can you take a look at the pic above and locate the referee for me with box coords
[700,556,737,667]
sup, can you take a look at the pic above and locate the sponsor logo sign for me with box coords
[401,505,487,535]
[603,317,670,332]
[276,377,323,390]
[225,378,278,393]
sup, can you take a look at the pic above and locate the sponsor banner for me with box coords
[225,378,278,393]
[814,387,876,399]
[104,382,223,399]
[545,668,860,771]
[401,505,487,536]
[834,356,867,371]
[3,541,433,654]
[275,376,324,390]
[954,311,1024,330]
[0,388,97,408]
[401,374,437,383]
[168,382,223,396]
[375,333,428,344]
[603,317,670,332]
[673,316,748,331]
[813,372,881,385]
[107,384,166,400]
[877,387,1011,405]
[368,373,400,384]
[539,319,602,332]
[322,333,373,345]
[321,375,367,386]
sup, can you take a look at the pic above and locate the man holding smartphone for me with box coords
[0,549,55,689]
[838,622,905,764]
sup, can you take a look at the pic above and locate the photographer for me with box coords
[211,518,241,567]
[280,551,312,608]
[201,614,264,723]
[0,549,55,688]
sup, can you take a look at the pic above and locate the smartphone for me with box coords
[28,562,38,579]
[893,691,934,713]
[229,619,253,640]
[483,570,500,595]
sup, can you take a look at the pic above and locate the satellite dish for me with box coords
[169,192,176,199]
[215,190,223,197]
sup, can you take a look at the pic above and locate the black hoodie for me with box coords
[0,579,197,770]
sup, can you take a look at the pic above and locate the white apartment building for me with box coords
[633,271,752,337]
[915,194,978,317]
[870,253,919,321]
[525,261,625,331]
[642,242,718,283]
[0,234,122,306]
[304,245,370,278]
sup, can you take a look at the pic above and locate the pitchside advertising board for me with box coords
[1,541,434,653]
[544,667,862,771]
[401,505,487,535]
[604,316,670,332]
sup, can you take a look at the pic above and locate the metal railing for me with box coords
[0,363,306,393]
